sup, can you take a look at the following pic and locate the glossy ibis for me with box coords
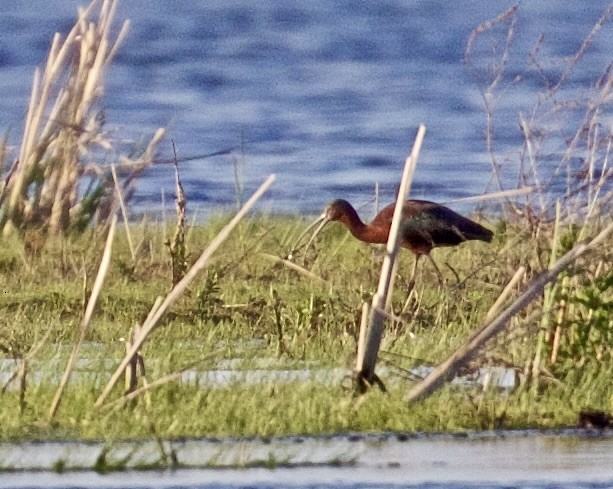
[302,199,493,281]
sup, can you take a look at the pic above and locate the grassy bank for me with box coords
[0,215,610,441]
[0,0,610,443]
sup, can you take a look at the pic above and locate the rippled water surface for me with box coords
[1,1,611,216]
[0,431,612,489]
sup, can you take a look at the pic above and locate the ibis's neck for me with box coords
[340,209,388,244]
[335,205,364,236]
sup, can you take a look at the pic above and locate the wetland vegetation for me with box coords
[0,0,610,444]
[0,214,610,441]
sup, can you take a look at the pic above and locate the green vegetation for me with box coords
[0,216,610,441]
[0,0,610,444]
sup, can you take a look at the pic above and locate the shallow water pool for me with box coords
[0,430,611,489]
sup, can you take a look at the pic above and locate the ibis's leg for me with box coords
[426,254,444,284]
[400,256,420,315]
[409,255,421,285]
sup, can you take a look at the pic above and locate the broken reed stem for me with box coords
[259,253,326,282]
[550,275,570,365]
[358,124,426,386]
[532,200,562,388]
[355,302,370,372]
[384,259,400,310]
[405,221,612,403]
[578,134,611,241]
[48,214,117,421]
[102,348,225,412]
[484,266,526,323]
[441,186,533,206]
[94,174,276,408]
[111,163,136,261]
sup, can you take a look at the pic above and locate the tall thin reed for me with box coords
[48,214,117,420]
[405,222,612,402]
[357,124,426,391]
[94,174,276,408]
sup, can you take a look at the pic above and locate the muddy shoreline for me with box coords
[1,429,611,473]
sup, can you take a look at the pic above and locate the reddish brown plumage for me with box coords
[323,198,493,257]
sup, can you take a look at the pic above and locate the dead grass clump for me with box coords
[460,5,612,391]
[165,143,188,286]
[0,0,165,237]
[465,4,612,227]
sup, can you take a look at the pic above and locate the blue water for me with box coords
[0,1,611,216]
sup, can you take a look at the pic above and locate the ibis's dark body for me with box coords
[325,199,493,256]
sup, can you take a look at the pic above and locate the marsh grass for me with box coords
[1,365,610,441]
[0,213,610,440]
[0,1,610,442]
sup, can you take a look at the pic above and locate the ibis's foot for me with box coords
[371,373,387,392]
[354,370,387,394]
[407,278,416,293]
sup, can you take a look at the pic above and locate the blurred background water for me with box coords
[0,0,611,217]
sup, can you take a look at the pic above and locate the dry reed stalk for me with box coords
[484,266,526,323]
[467,5,612,225]
[384,259,400,310]
[4,0,121,233]
[356,124,426,391]
[124,323,146,394]
[577,134,611,240]
[519,114,546,214]
[440,186,533,206]
[354,302,370,372]
[549,275,570,365]
[531,201,562,388]
[144,296,164,327]
[232,134,246,208]
[111,163,136,261]
[48,214,117,421]
[0,133,8,191]
[550,5,612,93]
[122,296,162,394]
[94,174,276,408]
[102,348,225,412]
[465,5,518,218]
[405,221,612,403]
[259,253,326,282]
[166,144,187,285]
[444,265,526,368]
